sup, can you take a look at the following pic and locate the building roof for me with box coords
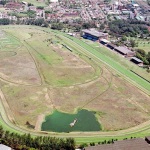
[131,57,143,63]
[82,29,108,38]
[132,4,139,7]
[85,138,150,150]
[114,46,134,55]
[85,144,113,150]
[100,38,110,43]
[0,144,12,150]
[115,16,121,20]
[113,138,150,150]
[50,0,58,2]
[107,43,116,48]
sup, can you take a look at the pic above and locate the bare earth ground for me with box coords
[34,114,45,131]
[0,26,150,132]
[0,52,41,85]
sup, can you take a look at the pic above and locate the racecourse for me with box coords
[0,25,150,144]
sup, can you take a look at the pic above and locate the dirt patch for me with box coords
[0,50,41,85]
[35,114,45,131]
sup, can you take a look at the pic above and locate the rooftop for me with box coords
[131,57,143,63]
[114,46,134,54]
[82,29,108,37]
[100,38,110,43]
[85,138,150,150]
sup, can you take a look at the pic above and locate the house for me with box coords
[130,57,143,66]
[82,29,108,41]
[0,144,12,150]
[114,46,135,57]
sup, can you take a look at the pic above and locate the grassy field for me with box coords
[129,37,150,53]
[0,25,150,144]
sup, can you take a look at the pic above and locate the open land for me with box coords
[0,25,150,144]
[19,0,48,6]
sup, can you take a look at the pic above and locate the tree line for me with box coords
[135,49,150,65]
[0,18,49,27]
[0,126,75,150]
[109,19,150,38]
[0,18,10,25]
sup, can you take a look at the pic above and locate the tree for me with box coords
[0,18,10,25]
[99,23,105,30]
[136,49,146,57]
[51,23,64,30]
[143,58,149,65]
[130,40,136,47]
[90,142,95,146]
[27,10,36,18]
[82,22,91,29]
[109,19,149,38]
[147,52,150,65]
[121,36,127,41]
[0,126,4,138]
[0,125,77,149]
[28,3,34,7]
[36,6,44,9]
[0,0,7,6]
[65,138,75,150]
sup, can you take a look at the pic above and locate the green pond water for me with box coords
[41,109,101,132]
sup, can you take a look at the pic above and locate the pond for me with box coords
[41,109,101,132]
